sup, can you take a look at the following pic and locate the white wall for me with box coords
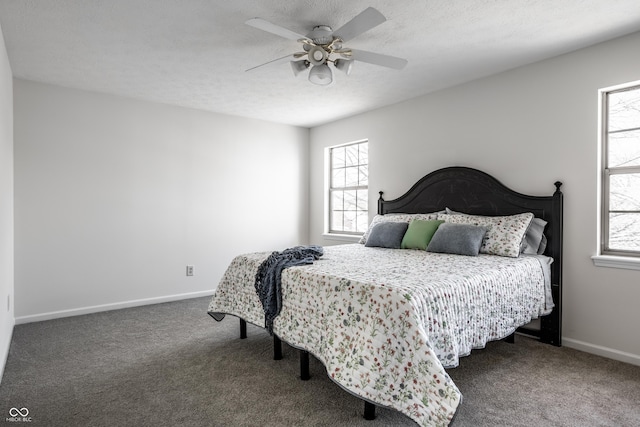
[14,80,309,321]
[310,31,640,365]
[0,22,14,380]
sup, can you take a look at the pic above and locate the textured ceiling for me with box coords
[1,0,640,128]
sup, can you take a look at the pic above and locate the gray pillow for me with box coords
[520,217,548,255]
[426,223,487,256]
[448,207,548,255]
[365,222,409,249]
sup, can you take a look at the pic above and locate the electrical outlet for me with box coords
[186,265,194,276]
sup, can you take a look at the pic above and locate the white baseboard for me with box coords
[15,290,214,325]
[563,337,640,367]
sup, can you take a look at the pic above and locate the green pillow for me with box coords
[401,219,445,250]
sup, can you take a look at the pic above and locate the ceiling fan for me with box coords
[245,7,408,86]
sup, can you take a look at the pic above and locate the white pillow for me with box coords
[447,207,547,255]
[438,212,534,257]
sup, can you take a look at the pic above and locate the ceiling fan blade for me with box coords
[245,18,307,42]
[332,7,386,42]
[245,53,294,72]
[349,49,408,70]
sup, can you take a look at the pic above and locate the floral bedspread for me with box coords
[208,244,552,426]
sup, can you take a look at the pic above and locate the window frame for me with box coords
[597,80,640,261]
[326,139,369,237]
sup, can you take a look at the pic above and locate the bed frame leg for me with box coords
[300,350,310,380]
[363,401,376,420]
[504,332,515,344]
[273,335,283,360]
[239,318,247,339]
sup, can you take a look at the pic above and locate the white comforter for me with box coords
[208,244,553,426]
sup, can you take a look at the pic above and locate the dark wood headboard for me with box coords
[378,166,563,346]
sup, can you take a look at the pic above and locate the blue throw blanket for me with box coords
[255,245,323,334]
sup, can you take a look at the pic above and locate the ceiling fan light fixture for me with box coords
[290,59,310,76]
[308,45,328,66]
[308,64,333,86]
[334,58,354,75]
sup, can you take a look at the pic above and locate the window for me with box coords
[328,140,368,235]
[599,81,640,257]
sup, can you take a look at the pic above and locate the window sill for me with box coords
[322,233,362,244]
[591,255,640,271]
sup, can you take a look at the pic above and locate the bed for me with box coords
[207,166,563,426]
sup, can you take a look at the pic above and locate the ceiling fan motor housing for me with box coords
[308,25,333,45]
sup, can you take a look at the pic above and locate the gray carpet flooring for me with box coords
[1,297,639,426]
